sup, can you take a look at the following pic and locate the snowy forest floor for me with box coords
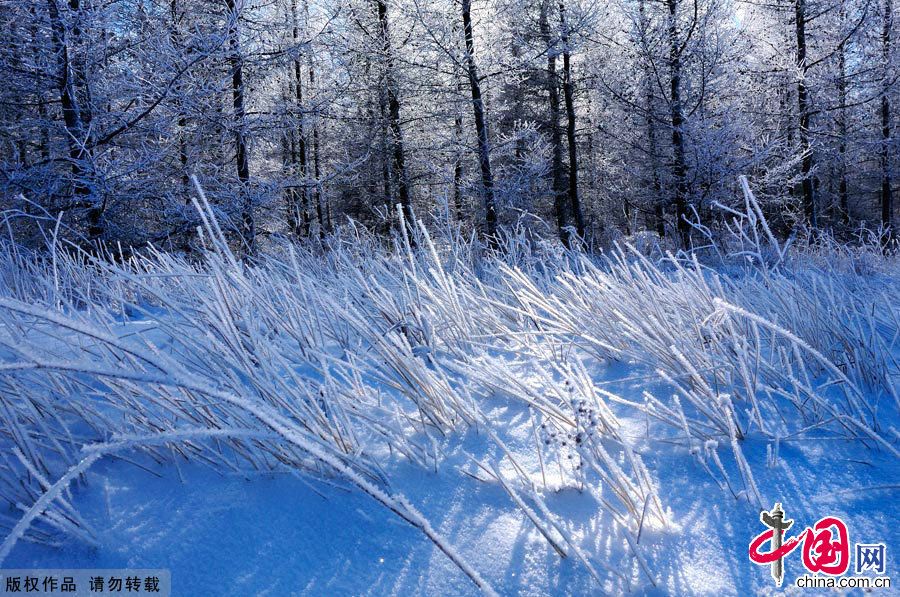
[5,373,897,596]
[0,206,898,595]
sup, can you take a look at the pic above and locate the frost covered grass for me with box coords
[0,194,898,593]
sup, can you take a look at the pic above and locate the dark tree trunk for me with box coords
[452,78,465,222]
[46,0,98,236]
[225,0,253,252]
[541,0,569,247]
[559,1,584,243]
[378,90,392,208]
[291,135,311,234]
[312,80,325,240]
[638,0,665,238]
[648,87,665,239]
[461,0,498,241]
[881,0,894,236]
[170,0,190,197]
[374,0,412,230]
[667,0,690,248]
[780,82,794,200]
[29,7,50,162]
[67,0,104,239]
[281,108,292,219]
[795,0,817,228]
[837,4,850,225]
[289,0,309,238]
[361,57,382,221]
[306,0,327,240]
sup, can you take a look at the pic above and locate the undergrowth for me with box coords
[0,180,897,593]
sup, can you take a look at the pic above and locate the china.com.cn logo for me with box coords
[748,503,889,589]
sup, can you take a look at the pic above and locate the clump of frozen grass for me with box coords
[0,180,897,592]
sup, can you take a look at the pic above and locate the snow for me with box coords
[0,219,898,595]
[4,375,896,595]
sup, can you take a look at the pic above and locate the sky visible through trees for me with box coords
[0,0,896,251]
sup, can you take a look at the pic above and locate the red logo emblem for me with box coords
[749,503,850,586]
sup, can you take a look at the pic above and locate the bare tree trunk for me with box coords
[585,93,597,233]
[541,0,569,246]
[837,2,850,225]
[360,57,382,221]
[225,0,253,252]
[461,0,498,240]
[289,0,309,238]
[559,1,584,243]
[380,98,392,208]
[310,60,327,240]
[638,0,665,238]
[374,0,412,229]
[280,88,293,221]
[9,14,27,167]
[68,0,104,240]
[371,45,392,212]
[795,0,817,228]
[667,0,690,248]
[167,0,191,201]
[305,0,328,240]
[881,0,894,237]
[46,0,98,236]
[29,7,50,163]
[649,110,665,238]
[452,77,465,222]
[291,135,311,234]
[648,90,665,239]
[779,80,794,200]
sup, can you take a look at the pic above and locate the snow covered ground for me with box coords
[5,381,897,596]
[0,214,898,595]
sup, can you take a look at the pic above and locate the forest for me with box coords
[0,0,896,249]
